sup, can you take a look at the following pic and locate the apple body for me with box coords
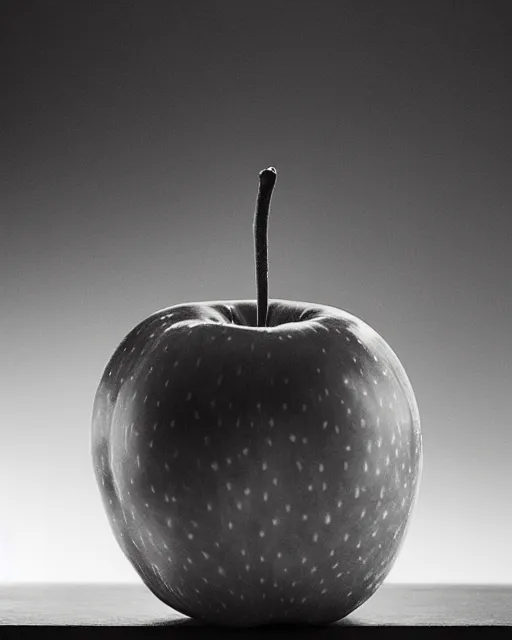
[92,298,422,626]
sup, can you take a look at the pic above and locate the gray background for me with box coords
[2,1,511,583]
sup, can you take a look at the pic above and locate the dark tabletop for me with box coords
[1,583,510,636]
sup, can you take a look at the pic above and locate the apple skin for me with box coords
[92,298,422,627]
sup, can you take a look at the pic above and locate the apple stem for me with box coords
[254,167,277,327]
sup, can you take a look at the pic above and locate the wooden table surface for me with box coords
[1,583,511,636]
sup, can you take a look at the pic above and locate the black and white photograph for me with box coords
[2,0,511,632]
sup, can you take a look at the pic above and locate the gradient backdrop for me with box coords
[2,1,511,585]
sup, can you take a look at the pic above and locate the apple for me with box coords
[91,167,422,627]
